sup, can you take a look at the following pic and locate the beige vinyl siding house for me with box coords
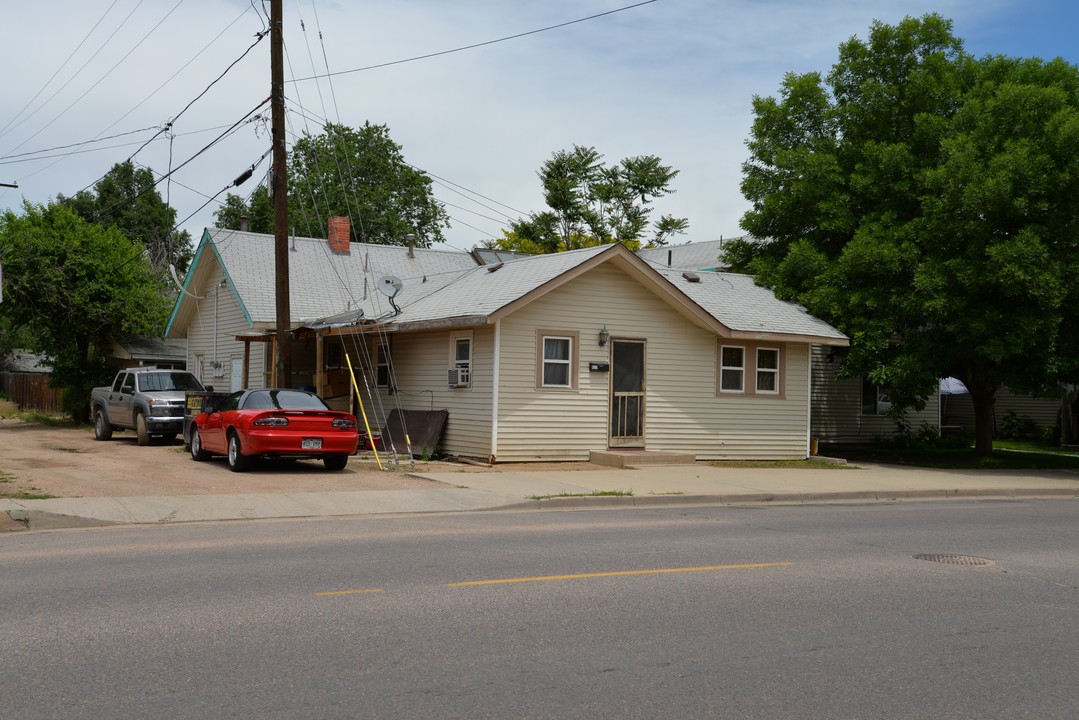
[330,245,845,462]
[169,227,848,463]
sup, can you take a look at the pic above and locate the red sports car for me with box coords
[189,388,359,472]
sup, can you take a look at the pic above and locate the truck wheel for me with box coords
[323,454,348,471]
[227,432,250,472]
[135,412,150,446]
[93,408,113,441]
[190,427,211,461]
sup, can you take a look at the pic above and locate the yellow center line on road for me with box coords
[316,588,385,597]
[447,562,793,587]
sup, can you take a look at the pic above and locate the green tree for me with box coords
[495,145,688,253]
[728,13,1079,455]
[213,185,273,233]
[58,161,194,274]
[286,122,449,246]
[0,202,171,421]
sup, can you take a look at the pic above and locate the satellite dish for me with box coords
[378,275,403,298]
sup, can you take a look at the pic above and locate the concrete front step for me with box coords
[590,449,697,468]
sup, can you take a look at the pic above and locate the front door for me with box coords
[609,339,645,448]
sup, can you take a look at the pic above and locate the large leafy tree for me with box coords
[492,145,688,253]
[289,122,448,245]
[726,13,1079,455]
[213,185,273,234]
[0,202,171,421]
[58,161,194,273]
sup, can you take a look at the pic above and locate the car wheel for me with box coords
[227,432,250,472]
[323,454,348,471]
[93,408,113,441]
[190,427,211,461]
[135,412,150,446]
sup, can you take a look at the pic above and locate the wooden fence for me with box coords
[0,372,63,415]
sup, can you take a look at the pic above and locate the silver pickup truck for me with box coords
[91,368,206,445]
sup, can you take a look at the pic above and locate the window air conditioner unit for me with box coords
[448,368,470,388]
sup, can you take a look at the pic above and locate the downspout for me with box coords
[490,319,501,462]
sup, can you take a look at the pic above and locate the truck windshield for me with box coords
[138,372,204,392]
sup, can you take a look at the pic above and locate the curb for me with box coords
[4,488,1076,531]
[517,488,1079,510]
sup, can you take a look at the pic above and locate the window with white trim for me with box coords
[720,346,745,392]
[756,348,780,394]
[541,336,573,387]
[449,334,472,388]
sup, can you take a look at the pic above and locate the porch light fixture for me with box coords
[598,326,610,347]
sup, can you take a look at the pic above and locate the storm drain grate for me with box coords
[913,553,994,566]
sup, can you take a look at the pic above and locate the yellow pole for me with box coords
[346,352,383,471]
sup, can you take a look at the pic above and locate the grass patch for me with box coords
[709,459,850,469]
[0,398,19,418]
[529,489,633,500]
[835,442,1079,470]
[10,490,59,500]
[0,472,59,500]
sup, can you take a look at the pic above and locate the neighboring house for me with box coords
[811,347,1068,445]
[810,346,941,444]
[0,350,61,414]
[109,335,187,369]
[167,223,848,462]
[165,222,482,392]
[637,236,748,272]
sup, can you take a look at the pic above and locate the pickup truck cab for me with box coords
[91,368,206,445]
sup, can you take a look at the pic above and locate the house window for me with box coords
[720,346,744,392]
[861,377,892,415]
[756,348,780,394]
[536,330,580,390]
[376,343,391,388]
[449,333,472,388]
[717,342,785,397]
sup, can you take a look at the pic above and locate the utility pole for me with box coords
[270,0,291,388]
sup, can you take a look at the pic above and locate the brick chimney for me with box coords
[328,216,350,254]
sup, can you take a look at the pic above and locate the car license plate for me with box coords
[301,438,322,450]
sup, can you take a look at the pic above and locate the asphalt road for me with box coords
[3,500,1078,719]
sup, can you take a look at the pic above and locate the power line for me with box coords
[0,0,121,139]
[287,1,658,83]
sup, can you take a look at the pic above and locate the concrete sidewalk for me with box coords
[2,460,1078,531]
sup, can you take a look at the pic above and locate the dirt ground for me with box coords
[0,419,597,499]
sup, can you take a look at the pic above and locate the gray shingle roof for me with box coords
[637,237,745,271]
[171,231,845,344]
[204,228,480,324]
[654,267,847,341]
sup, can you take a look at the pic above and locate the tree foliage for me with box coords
[0,202,171,420]
[213,185,273,234]
[493,145,688,253]
[289,122,449,245]
[58,161,194,274]
[728,13,1079,455]
[215,123,449,246]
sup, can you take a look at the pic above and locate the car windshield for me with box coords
[139,372,204,392]
[242,390,329,411]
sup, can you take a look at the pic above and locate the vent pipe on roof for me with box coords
[667,250,672,267]
[406,233,415,259]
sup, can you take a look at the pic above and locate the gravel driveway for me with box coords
[0,419,452,498]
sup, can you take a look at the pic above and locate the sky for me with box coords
[2,0,1078,256]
